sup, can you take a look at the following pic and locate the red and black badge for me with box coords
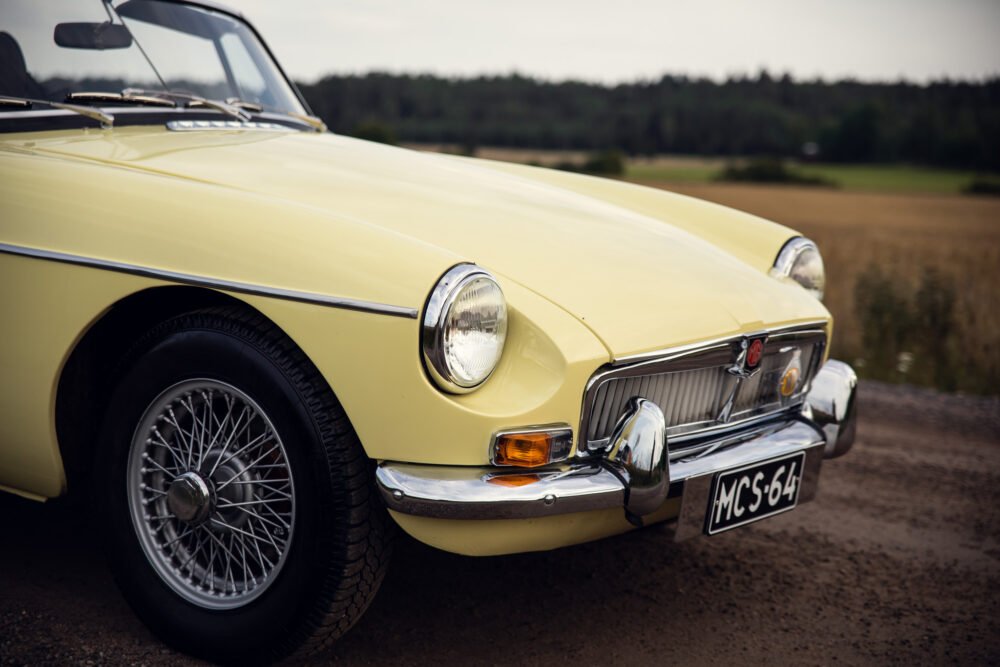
[729,335,767,378]
[745,337,765,370]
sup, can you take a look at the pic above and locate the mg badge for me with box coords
[717,334,769,423]
[746,338,764,369]
[727,335,768,380]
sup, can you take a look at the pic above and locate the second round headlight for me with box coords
[422,264,508,393]
[771,237,826,300]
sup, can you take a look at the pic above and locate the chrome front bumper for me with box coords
[376,360,857,531]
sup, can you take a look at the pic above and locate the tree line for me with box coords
[298,72,1000,169]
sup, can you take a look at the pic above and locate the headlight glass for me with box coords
[423,265,508,393]
[771,237,825,300]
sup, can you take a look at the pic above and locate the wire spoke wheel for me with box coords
[99,309,391,661]
[126,379,295,609]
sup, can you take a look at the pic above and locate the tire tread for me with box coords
[119,305,393,661]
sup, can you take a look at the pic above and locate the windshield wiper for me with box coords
[122,89,325,132]
[286,112,327,132]
[52,101,115,128]
[224,98,263,113]
[66,91,176,108]
[217,99,327,131]
[122,88,251,122]
[3,92,324,133]
[0,97,31,109]
[0,95,115,128]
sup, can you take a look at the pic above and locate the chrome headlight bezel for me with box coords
[422,264,508,394]
[770,237,825,300]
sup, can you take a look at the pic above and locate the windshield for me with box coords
[0,0,306,115]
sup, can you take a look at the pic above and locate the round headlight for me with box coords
[422,264,508,393]
[771,237,825,300]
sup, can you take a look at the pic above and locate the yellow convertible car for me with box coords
[0,0,857,661]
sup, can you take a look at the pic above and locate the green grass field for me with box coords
[416,146,1000,196]
[626,157,1000,195]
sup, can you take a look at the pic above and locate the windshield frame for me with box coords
[0,0,319,132]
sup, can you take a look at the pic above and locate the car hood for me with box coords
[21,127,828,357]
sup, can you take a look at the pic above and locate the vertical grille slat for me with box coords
[584,333,826,450]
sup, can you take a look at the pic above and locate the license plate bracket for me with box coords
[705,452,806,535]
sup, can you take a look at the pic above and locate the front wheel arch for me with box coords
[55,286,343,495]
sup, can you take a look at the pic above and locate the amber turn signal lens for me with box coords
[492,428,573,468]
[494,432,551,467]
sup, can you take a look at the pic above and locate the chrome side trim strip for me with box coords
[0,242,418,318]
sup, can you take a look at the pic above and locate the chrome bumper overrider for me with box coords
[376,359,857,530]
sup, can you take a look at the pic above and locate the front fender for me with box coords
[243,276,610,466]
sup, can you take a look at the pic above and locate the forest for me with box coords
[298,72,1000,169]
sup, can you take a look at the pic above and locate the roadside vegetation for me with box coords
[627,156,1000,194]
[300,72,1000,173]
[415,147,1000,195]
[714,158,836,187]
[659,183,1000,396]
[549,150,626,176]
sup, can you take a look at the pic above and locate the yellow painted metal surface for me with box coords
[3,128,829,356]
[0,126,830,557]
[239,279,610,466]
[0,254,160,498]
[389,497,682,556]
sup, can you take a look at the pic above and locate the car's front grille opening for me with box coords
[582,326,826,453]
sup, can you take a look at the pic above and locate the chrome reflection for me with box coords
[806,360,858,458]
[604,398,668,521]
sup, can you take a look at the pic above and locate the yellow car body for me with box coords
[0,3,861,659]
[1,126,833,554]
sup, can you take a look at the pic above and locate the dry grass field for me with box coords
[647,182,1000,394]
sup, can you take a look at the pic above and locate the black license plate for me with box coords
[705,452,805,535]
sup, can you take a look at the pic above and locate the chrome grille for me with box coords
[582,327,826,451]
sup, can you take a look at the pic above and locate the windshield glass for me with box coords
[0,0,306,114]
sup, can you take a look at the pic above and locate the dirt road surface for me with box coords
[2,381,998,666]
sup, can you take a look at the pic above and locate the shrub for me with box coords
[351,120,397,145]
[555,150,625,176]
[715,158,837,187]
[854,265,912,380]
[911,268,957,390]
[853,264,958,390]
[581,150,625,176]
[963,178,1000,196]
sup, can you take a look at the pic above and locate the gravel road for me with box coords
[2,381,998,665]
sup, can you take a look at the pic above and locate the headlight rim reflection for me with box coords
[770,236,826,301]
[422,264,508,394]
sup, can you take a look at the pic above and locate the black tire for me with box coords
[93,307,392,663]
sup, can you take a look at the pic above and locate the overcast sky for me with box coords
[232,0,1000,84]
